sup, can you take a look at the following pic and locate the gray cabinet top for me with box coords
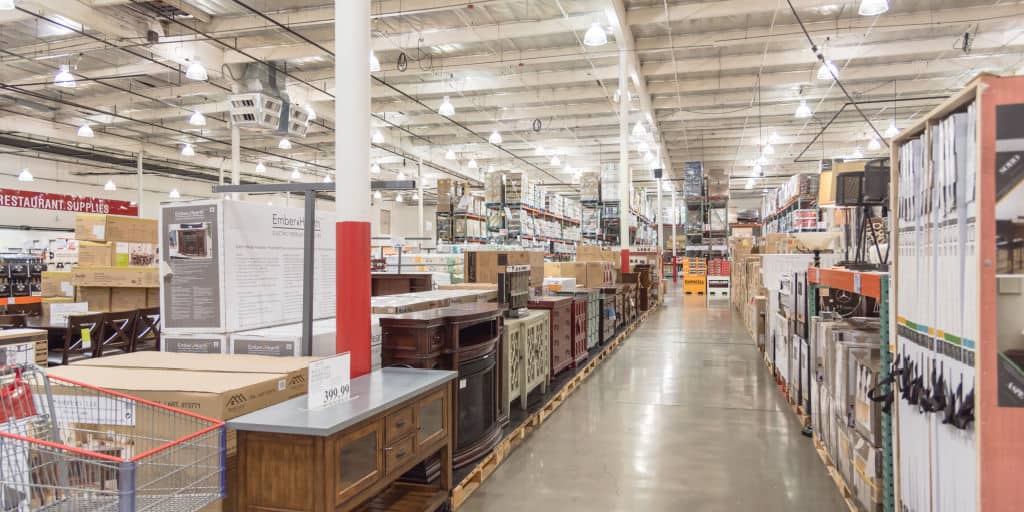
[228,367,457,436]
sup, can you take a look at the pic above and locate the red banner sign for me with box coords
[0,188,138,216]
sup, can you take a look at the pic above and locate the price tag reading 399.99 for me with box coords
[307,353,352,410]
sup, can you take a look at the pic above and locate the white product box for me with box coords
[160,199,336,334]
[230,318,338,357]
[162,333,229,354]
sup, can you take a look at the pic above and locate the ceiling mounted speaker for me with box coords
[653,168,663,179]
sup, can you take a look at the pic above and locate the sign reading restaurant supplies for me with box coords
[0,188,138,215]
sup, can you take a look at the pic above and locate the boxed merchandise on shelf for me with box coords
[40,271,73,298]
[160,199,335,334]
[74,214,159,244]
[464,249,545,285]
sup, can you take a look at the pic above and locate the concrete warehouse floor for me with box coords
[458,283,846,511]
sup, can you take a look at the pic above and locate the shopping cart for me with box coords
[0,351,225,512]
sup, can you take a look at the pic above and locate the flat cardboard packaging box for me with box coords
[163,333,229,354]
[75,214,159,244]
[111,287,148,311]
[41,271,74,298]
[71,351,312,396]
[72,266,159,288]
[78,241,116,267]
[76,286,111,312]
[558,262,607,288]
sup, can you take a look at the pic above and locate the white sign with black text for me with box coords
[307,352,352,410]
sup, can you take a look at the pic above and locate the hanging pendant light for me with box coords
[468,158,478,169]
[305,104,317,122]
[371,163,381,174]
[395,192,404,203]
[769,132,780,144]
[185,60,208,81]
[397,171,407,180]
[753,164,763,176]
[445,147,456,160]
[77,123,94,137]
[290,168,302,180]
[488,130,503,144]
[487,165,496,174]
[278,137,292,150]
[255,161,266,173]
[17,168,33,182]
[371,129,385,144]
[632,121,646,138]
[637,140,650,153]
[54,65,75,88]
[104,179,117,191]
[373,190,382,200]
[188,110,206,126]
[858,0,889,16]
[181,143,195,156]
[817,60,839,80]
[369,51,381,72]
[0,0,15,11]
[762,143,775,156]
[756,156,768,166]
[583,22,608,47]
[168,188,181,199]
[643,151,654,162]
[535,145,545,156]
[323,175,332,183]
[868,137,882,151]
[413,191,420,201]
[550,155,560,167]
[795,100,813,119]
[885,120,899,138]
[438,96,455,117]
[745,178,755,190]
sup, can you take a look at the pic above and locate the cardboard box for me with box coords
[41,271,74,298]
[75,214,158,243]
[147,287,160,307]
[852,432,883,512]
[78,241,116,267]
[163,333,229,354]
[40,297,82,325]
[557,262,607,288]
[230,318,337,357]
[544,262,563,277]
[72,267,159,288]
[464,250,545,286]
[111,287,148,311]
[76,286,111,312]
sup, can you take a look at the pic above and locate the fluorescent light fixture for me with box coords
[885,120,899,138]
[0,0,15,10]
[77,123,94,137]
[795,100,813,118]
[322,175,331,183]
[185,60,208,81]
[583,22,608,47]
[255,161,266,173]
[468,158,478,169]
[373,190,382,199]
[290,168,301,180]
[438,96,455,117]
[852,147,864,159]
[54,65,75,88]
[188,110,206,126]
[817,60,839,80]
[550,155,560,167]
[858,0,889,16]
[371,129,385,144]
[395,192,404,203]
[371,163,381,174]
[17,168,32,182]
[104,179,116,191]
[488,130,503,144]
[445,147,456,160]
[278,137,292,150]
[762,143,775,156]
[369,51,381,72]
[168,188,181,199]
[868,137,882,151]
[181,143,195,156]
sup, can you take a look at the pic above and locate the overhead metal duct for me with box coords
[227,61,308,137]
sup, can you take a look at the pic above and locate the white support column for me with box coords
[617,52,630,252]
[671,190,677,257]
[136,152,143,214]
[656,179,663,252]
[231,124,241,200]
[417,159,424,237]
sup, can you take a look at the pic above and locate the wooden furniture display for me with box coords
[599,285,627,331]
[380,303,505,468]
[230,368,456,512]
[0,328,48,367]
[0,313,27,328]
[499,310,550,417]
[569,297,588,366]
[96,310,134,357]
[527,296,573,378]
[131,307,161,351]
[48,313,103,366]
[598,291,617,343]
[372,273,434,297]
[623,283,638,324]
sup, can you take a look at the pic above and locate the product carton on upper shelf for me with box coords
[75,214,158,244]
[40,271,74,298]
[72,267,159,288]
[160,199,336,334]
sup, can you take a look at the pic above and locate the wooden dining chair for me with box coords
[131,307,161,352]
[49,313,104,366]
[0,313,27,329]
[96,311,136,358]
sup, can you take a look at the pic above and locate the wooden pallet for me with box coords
[813,437,860,512]
[450,303,658,509]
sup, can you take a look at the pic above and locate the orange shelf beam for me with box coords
[6,296,42,305]
[807,266,885,300]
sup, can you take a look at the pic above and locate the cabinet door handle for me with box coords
[394,450,407,460]
[395,419,407,428]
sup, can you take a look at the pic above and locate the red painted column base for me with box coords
[336,221,371,378]
[620,248,630,274]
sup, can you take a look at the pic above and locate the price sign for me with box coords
[307,353,351,410]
